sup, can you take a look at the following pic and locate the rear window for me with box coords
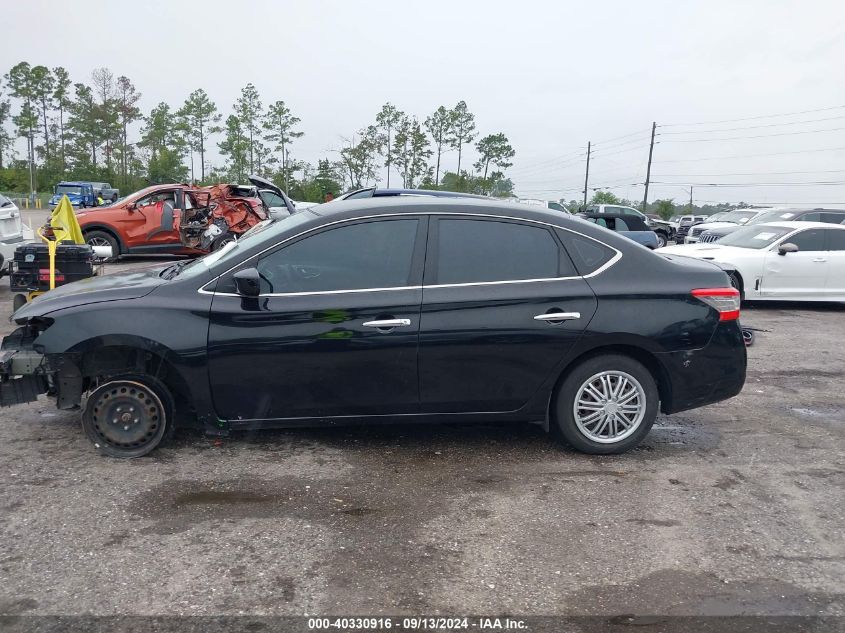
[557,229,616,275]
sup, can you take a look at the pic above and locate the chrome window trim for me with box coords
[198,212,622,296]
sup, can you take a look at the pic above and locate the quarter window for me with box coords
[788,229,827,252]
[435,218,566,284]
[256,219,419,294]
[557,230,616,275]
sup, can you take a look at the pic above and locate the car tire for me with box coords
[727,271,745,301]
[85,230,120,262]
[81,374,175,458]
[655,232,667,248]
[210,231,237,251]
[553,354,658,454]
[12,294,27,312]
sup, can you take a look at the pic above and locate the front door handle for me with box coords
[812,258,827,262]
[534,312,581,323]
[363,318,412,329]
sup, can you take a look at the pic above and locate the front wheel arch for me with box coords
[82,226,124,256]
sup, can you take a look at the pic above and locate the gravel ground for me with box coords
[0,257,842,622]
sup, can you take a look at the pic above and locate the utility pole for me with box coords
[582,141,591,209]
[642,121,656,212]
[688,186,693,211]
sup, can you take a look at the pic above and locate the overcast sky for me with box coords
[3,0,845,207]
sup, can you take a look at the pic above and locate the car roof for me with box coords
[582,212,641,219]
[313,195,579,224]
[375,188,489,199]
[752,220,845,230]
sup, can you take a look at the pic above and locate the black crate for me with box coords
[10,242,95,292]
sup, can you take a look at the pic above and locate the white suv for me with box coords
[684,208,771,244]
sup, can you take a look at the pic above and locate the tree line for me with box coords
[0,62,516,202]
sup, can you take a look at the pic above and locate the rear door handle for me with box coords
[534,312,581,323]
[812,258,827,262]
[363,318,412,329]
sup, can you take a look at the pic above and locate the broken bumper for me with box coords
[0,348,49,406]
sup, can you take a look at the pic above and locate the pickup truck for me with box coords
[88,182,120,203]
[577,212,659,249]
[49,182,96,209]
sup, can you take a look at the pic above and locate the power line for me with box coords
[661,105,845,127]
[592,128,652,145]
[653,168,845,178]
[658,125,845,143]
[651,180,845,187]
[590,144,652,159]
[653,145,845,163]
[657,114,845,135]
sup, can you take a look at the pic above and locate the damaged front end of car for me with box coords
[0,317,83,409]
[178,185,267,251]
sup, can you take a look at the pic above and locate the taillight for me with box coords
[691,287,741,321]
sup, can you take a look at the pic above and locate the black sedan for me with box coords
[0,198,746,457]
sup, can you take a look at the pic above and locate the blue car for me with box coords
[49,182,96,209]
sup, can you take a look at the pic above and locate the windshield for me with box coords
[707,212,727,221]
[747,210,801,224]
[716,225,794,249]
[56,185,83,195]
[716,210,758,224]
[199,211,314,272]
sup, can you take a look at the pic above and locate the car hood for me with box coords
[691,221,736,231]
[12,265,169,321]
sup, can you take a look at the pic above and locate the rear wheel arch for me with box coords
[548,343,672,425]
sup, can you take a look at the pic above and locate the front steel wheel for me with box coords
[554,354,658,454]
[82,376,174,458]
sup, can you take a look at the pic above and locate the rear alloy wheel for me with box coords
[82,376,174,458]
[554,354,658,454]
[85,230,119,262]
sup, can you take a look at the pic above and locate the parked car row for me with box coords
[660,209,845,302]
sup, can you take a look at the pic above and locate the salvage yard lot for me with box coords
[0,257,842,617]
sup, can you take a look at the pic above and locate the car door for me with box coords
[206,216,426,421]
[761,228,829,299]
[823,228,845,299]
[417,215,598,414]
[118,190,179,248]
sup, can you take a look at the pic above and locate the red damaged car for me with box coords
[75,181,273,260]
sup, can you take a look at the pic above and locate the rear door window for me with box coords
[827,230,845,250]
[821,212,845,224]
[433,218,569,284]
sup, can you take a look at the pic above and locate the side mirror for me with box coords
[127,203,136,211]
[778,243,799,256]
[233,268,261,297]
